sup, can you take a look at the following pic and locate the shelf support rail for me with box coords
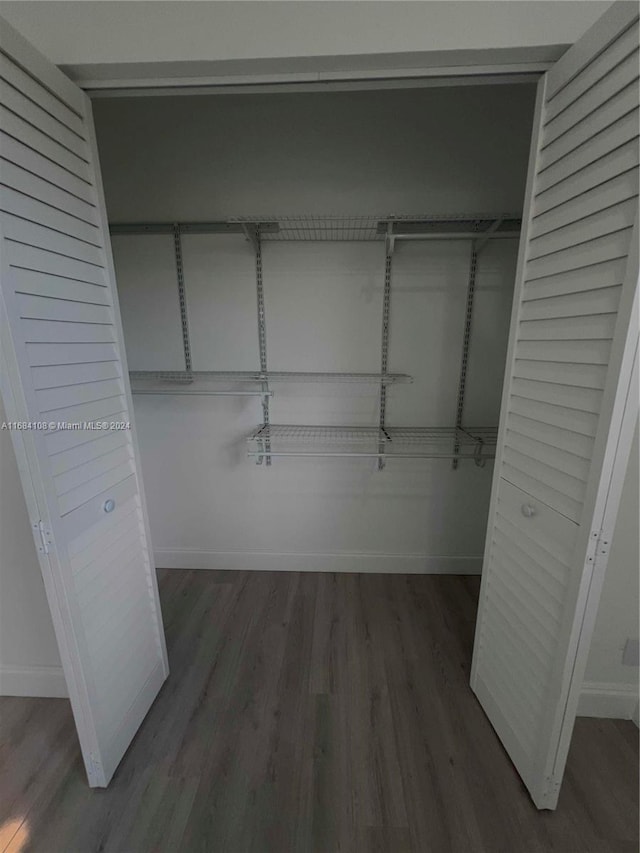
[452,235,479,469]
[250,225,271,466]
[452,217,503,468]
[173,224,193,374]
[378,225,395,470]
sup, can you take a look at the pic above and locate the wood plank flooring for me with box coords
[0,570,638,853]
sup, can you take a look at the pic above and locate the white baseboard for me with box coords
[155,549,482,574]
[577,681,639,721]
[0,664,68,698]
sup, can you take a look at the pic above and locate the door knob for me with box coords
[521,503,536,518]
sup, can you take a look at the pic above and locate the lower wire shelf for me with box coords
[129,370,412,395]
[246,424,498,464]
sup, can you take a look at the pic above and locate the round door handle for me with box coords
[103,498,116,513]
[521,503,536,518]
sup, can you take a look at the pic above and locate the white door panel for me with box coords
[472,1,639,809]
[0,17,168,786]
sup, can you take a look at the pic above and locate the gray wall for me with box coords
[95,88,535,220]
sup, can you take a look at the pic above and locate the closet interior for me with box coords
[94,85,535,563]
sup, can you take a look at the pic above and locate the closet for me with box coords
[0,2,637,811]
[95,85,531,570]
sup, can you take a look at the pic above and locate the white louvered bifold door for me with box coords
[471,2,639,810]
[0,20,168,786]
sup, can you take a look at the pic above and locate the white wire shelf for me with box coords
[247,424,497,463]
[129,370,413,391]
[111,213,522,243]
[236,214,522,242]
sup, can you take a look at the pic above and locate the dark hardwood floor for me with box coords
[1,570,638,853]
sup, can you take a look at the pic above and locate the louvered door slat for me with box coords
[533,168,638,234]
[0,160,100,225]
[17,293,113,323]
[26,341,118,364]
[0,104,91,179]
[539,79,639,168]
[529,198,637,258]
[0,79,88,158]
[545,20,640,121]
[523,256,627,299]
[21,318,116,344]
[535,140,639,215]
[45,410,128,455]
[505,429,591,480]
[0,131,94,203]
[543,51,639,145]
[12,267,109,302]
[36,379,125,414]
[536,109,638,192]
[7,242,107,284]
[472,4,639,810]
[506,410,595,457]
[0,17,167,789]
[516,338,612,363]
[520,286,622,319]
[510,395,600,435]
[511,377,603,411]
[50,431,128,478]
[0,185,101,244]
[32,360,121,390]
[525,229,633,280]
[513,358,609,389]
[0,52,86,136]
[518,313,617,340]
[54,444,132,498]
[2,214,103,264]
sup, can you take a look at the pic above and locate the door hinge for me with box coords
[586,528,611,567]
[595,530,611,560]
[33,520,52,555]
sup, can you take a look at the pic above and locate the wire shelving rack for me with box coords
[112,213,520,466]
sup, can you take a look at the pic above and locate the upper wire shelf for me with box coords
[110,213,522,242]
[247,424,497,463]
